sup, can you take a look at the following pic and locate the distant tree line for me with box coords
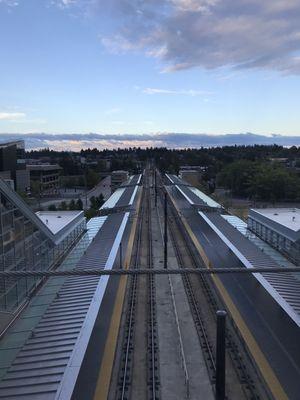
[48,198,83,211]
[217,160,300,201]
[48,194,105,219]
[29,145,300,202]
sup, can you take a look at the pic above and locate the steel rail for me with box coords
[168,219,216,376]
[162,174,267,399]
[163,184,218,378]
[155,182,190,399]
[147,182,159,400]
[0,266,299,278]
[118,188,145,400]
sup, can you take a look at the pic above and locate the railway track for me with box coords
[116,170,159,400]
[146,181,160,400]
[154,184,191,398]
[159,171,266,400]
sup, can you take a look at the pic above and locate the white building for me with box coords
[248,208,300,264]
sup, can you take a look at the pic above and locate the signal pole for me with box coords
[164,192,168,269]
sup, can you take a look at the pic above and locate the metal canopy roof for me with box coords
[200,211,300,326]
[0,213,129,399]
[100,174,141,210]
[166,174,222,209]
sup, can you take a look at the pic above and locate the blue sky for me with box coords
[0,0,300,141]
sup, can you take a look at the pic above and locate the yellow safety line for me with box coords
[167,191,288,400]
[93,189,143,400]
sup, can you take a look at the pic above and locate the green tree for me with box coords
[30,180,41,197]
[76,198,83,210]
[48,204,57,211]
[84,208,98,220]
[86,169,99,188]
[60,201,68,210]
[217,160,256,197]
[97,193,104,208]
[90,196,97,209]
[69,199,77,210]
[248,164,300,201]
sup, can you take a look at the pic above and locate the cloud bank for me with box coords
[0,112,26,121]
[3,1,300,74]
[0,132,299,151]
[98,0,300,74]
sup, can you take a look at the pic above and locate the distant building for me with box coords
[179,169,202,187]
[27,164,62,196]
[0,178,86,315]
[0,140,30,192]
[111,170,129,192]
[248,208,300,264]
[269,157,289,165]
[178,166,207,187]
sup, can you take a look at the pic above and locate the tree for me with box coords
[97,193,104,208]
[86,169,99,188]
[30,180,41,197]
[90,196,97,209]
[69,199,77,210]
[76,198,83,210]
[217,160,256,197]
[48,204,57,211]
[84,208,98,220]
[248,164,300,201]
[90,194,104,209]
[60,201,68,210]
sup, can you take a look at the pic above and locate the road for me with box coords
[80,175,111,209]
[36,176,111,210]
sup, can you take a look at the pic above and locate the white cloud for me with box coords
[0,112,26,121]
[97,0,300,75]
[143,88,211,96]
[0,133,299,151]
[0,0,19,7]
[54,0,76,7]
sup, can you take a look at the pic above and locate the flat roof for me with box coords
[251,208,300,232]
[27,164,62,171]
[179,170,199,173]
[111,170,128,174]
[0,140,24,149]
[36,211,83,234]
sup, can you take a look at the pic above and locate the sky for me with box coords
[0,0,300,147]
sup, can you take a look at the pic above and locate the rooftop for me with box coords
[179,169,200,173]
[251,208,300,232]
[111,170,128,175]
[27,164,62,171]
[36,210,83,234]
[0,140,24,149]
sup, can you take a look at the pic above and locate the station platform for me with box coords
[166,174,300,400]
[0,176,142,400]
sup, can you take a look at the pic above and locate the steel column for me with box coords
[164,192,168,269]
[215,310,227,400]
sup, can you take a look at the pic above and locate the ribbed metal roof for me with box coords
[100,174,141,210]
[200,211,300,326]
[128,174,142,185]
[0,213,129,399]
[116,174,141,207]
[166,174,221,209]
[100,188,126,210]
